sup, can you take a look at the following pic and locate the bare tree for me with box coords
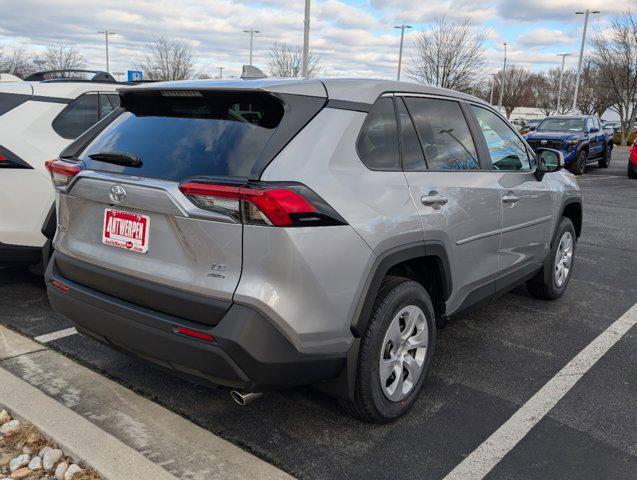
[0,47,37,78]
[491,65,535,118]
[137,36,196,81]
[576,64,615,117]
[589,10,637,144]
[267,41,321,78]
[408,16,487,92]
[532,68,577,115]
[33,45,85,74]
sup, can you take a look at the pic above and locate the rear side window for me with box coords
[52,93,98,139]
[79,91,285,180]
[357,97,400,171]
[0,93,30,116]
[403,97,479,171]
[396,98,426,171]
[98,93,120,120]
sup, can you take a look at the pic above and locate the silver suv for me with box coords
[45,79,582,422]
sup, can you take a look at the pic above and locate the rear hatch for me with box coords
[52,86,326,326]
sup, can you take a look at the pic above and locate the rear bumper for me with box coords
[45,253,345,391]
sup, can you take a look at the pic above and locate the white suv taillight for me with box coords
[179,182,346,227]
[45,158,82,191]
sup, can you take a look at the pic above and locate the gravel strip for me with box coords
[0,408,100,480]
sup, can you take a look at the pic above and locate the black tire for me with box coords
[527,217,576,300]
[340,276,436,423]
[570,149,587,175]
[598,146,611,168]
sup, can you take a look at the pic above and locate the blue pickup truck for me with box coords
[524,115,613,175]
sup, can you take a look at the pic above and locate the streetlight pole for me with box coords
[97,30,117,73]
[556,53,571,114]
[394,24,412,81]
[497,42,507,112]
[572,10,599,113]
[243,28,260,66]
[302,0,311,77]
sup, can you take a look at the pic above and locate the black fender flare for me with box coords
[350,241,452,338]
[576,141,589,156]
[315,241,452,400]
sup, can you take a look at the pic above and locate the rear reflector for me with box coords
[175,326,214,342]
[51,280,69,292]
[179,182,345,227]
[0,154,6,162]
[45,158,82,191]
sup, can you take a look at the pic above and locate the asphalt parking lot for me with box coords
[1,148,635,480]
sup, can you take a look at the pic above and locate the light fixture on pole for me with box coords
[556,53,571,114]
[497,42,507,111]
[98,30,117,74]
[302,0,311,77]
[394,24,412,81]
[572,10,599,113]
[243,28,261,66]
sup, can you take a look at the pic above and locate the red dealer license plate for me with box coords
[102,209,150,253]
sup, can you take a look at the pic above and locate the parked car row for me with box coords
[3,72,583,422]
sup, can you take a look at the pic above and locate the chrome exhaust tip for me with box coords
[230,390,262,406]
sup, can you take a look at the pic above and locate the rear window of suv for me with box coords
[79,90,285,180]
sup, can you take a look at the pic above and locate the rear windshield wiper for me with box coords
[88,151,142,167]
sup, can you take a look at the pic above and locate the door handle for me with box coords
[421,191,448,207]
[502,192,520,205]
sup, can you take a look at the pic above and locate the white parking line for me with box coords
[578,175,622,180]
[442,303,637,480]
[34,327,78,343]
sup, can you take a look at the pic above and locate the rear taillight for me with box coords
[45,158,82,191]
[179,182,346,227]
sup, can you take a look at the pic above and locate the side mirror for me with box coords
[535,148,563,181]
[527,125,537,131]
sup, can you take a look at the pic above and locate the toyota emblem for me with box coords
[109,185,126,204]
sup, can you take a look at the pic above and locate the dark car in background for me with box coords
[524,115,613,175]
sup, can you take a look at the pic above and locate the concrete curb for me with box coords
[0,366,177,480]
[0,324,294,480]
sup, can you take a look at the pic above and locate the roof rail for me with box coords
[25,70,117,82]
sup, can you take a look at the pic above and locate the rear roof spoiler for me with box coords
[25,70,117,82]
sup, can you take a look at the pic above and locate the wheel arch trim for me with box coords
[350,241,451,338]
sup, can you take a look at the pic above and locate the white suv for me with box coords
[0,70,122,269]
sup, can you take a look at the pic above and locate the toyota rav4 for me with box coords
[44,79,582,422]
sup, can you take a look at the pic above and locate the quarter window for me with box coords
[471,106,531,171]
[403,97,479,171]
[52,93,99,139]
[357,97,401,171]
[98,93,120,120]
